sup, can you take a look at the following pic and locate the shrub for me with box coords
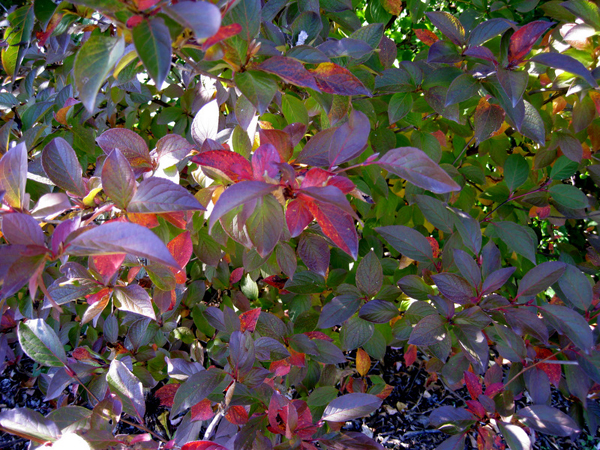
[0,0,599,449]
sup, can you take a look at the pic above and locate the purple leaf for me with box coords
[426,11,465,46]
[51,217,81,256]
[191,99,219,148]
[497,68,528,108]
[101,149,136,210]
[517,405,580,437]
[481,267,516,295]
[540,304,593,351]
[329,110,370,167]
[317,294,361,328]
[96,128,152,171]
[107,359,145,422]
[376,147,461,194]
[474,100,505,143]
[409,314,447,346]
[530,52,597,88]
[516,261,566,298]
[0,142,27,209]
[298,232,330,277]
[113,284,156,320]
[359,299,399,323]
[322,393,382,422]
[66,222,179,268]
[508,21,554,65]
[558,264,592,311]
[375,225,434,262]
[209,181,276,232]
[463,46,497,64]
[163,0,221,39]
[155,134,194,166]
[0,408,60,444]
[301,185,358,219]
[42,138,86,197]
[468,18,515,46]
[0,246,47,300]
[246,194,284,258]
[127,177,204,213]
[31,193,71,220]
[171,368,227,416]
[2,213,45,247]
[432,273,474,304]
[295,128,336,167]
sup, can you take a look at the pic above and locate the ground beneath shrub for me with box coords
[0,351,598,449]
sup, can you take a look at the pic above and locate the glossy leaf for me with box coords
[530,53,597,88]
[66,222,179,268]
[376,147,461,194]
[468,18,515,46]
[132,18,171,88]
[191,100,219,148]
[426,11,465,46]
[42,138,86,197]
[101,149,136,210]
[318,295,361,328]
[107,359,145,421]
[74,35,124,113]
[2,213,45,247]
[508,20,554,65]
[163,1,221,39]
[359,300,399,323]
[329,110,371,166]
[409,314,446,346]
[17,319,66,367]
[375,225,434,262]
[517,261,566,297]
[322,393,382,422]
[0,142,27,209]
[128,178,205,213]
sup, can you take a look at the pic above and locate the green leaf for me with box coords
[106,359,145,422]
[375,225,434,262]
[172,368,227,416]
[356,251,383,297]
[17,319,66,367]
[414,195,454,234]
[549,184,589,209]
[498,422,532,450]
[557,264,592,311]
[388,92,413,123]
[0,408,59,444]
[503,154,529,192]
[132,18,172,89]
[225,0,261,41]
[234,70,278,115]
[285,271,326,294]
[492,221,538,264]
[74,34,124,113]
[34,0,57,27]
[445,73,480,106]
[1,5,35,77]
[246,195,284,258]
[340,316,374,350]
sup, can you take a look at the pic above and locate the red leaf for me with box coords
[375,384,394,400]
[263,275,288,290]
[135,0,160,10]
[426,237,440,259]
[239,308,261,332]
[466,400,486,419]
[310,63,371,96]
[202,23,242,51]
[301,168,332,188]
[160,211,188,229]
[304,331,333,342]
[327,175,355,194]
[288,349,306,367]
[225,405,249,425]
[230,267,244,285]
[127,213,159,228]
[155,384,180,407]
[464,371,483,399]
[86,287,112,305]
[127,15,144,28]
[257,56,321,92]
[305,196,358,259]
[191,150,253,182]
[259,128,293,162]
[270,359,291,376]
[168,231,193,283]
[182,442,229,450]
[72,347,92,361]
[404,344,417,366]
[508,20,554,65]
[191,399,215,421]
[91,254,126,284]
[536,348,562,386]
[484,382,504,398]
[414,29,439,46]
[285,198,314,238]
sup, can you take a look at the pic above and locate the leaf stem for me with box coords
[480,184,549,222]
[453,136,475,166]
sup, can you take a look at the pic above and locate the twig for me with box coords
[203,408,225,440]
[453,136,475,166]
[504,346,569,389]
[175,50,235,87]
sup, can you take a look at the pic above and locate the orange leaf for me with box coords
[590,91,600,116]
[356,348,371,377]
[404,344,417,366]
[135,0,160,10]
[240,308,261,333]
[270,359,291,377]
[127,212,159,228]
[202,24,242,51]
[167,231,193,283]
[91,254,126,283]
[304,331,333,342]
[191,399,215,421]
[225,405,248,425]
[381,0,402,15]
[375,384,394,400]
[414,29,439,46]
[426,237,440,258]
[310,63,370,96]
[155,384,180,408]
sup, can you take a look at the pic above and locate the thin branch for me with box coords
[453,136,475,166]
[175,50,235,87]
[504,346,569,389]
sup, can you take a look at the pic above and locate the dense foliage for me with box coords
[1,0,600,448]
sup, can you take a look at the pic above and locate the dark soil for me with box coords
[1,350,598,450]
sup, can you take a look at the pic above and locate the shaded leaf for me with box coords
[318,295,361,328]
[558,264,592,310]
[356,251,383,297]
[359,300,399,323]
[298,233,330,277]
[474,99,505,143]
[172,368,227,416]
[42,138,86,197]
[375,225,434,262]
[540,304,593,351]
[493,221,538,265]
[107,359,145,421]
[409,314,446,346]
[234,70,278,114]
[517,405,580,436]
[517,261,566,297]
